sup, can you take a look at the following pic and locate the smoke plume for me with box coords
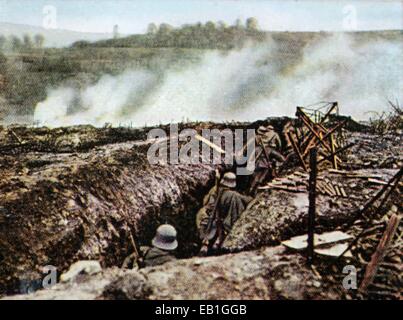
[34,33,402,127]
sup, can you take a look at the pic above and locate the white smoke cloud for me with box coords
[245,33,402,120]
[35,70,157,127]
[34,34,402,127]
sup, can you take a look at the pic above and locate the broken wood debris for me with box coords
[260,170,351,198]
[281,231,353,258]
[285,103,353,171]
[359,214,401,293]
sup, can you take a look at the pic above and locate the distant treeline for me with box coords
[0,34,45,52]
[72,18,265,49]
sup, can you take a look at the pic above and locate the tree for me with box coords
[113,25,119,39]
[246,17,259,31]
[23,34,33,50]
[158,23,174,34]
[71,40,91,48]
[0,35,6,51]
[234,18,243,29]
[217,21,228,31]
[147,23,158,35]
[10,36,23,51]
[205,21,216,31]
[34,34,45,48]
[0,52,7,72]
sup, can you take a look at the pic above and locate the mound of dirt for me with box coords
[4,246,339,300]
[223,169,398,252]
[0,139,219,294]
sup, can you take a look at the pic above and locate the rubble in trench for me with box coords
[224,128,402,300]
[0,118,402,299]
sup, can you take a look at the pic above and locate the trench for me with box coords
[1,118,401,299]
[0,117,300,295]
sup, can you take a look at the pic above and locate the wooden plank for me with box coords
[287,131,308,172]
[339,184,348,198]
[367,178,402,187]
[334,184,342,197]
[9,129,23,145]
[359,214,401,293]
[317,183,333,196]
[258,185,306,193]
[315,243,352,258]
[282,231,353,250]
[330,133,338,169]
[194,134,225,154]
[324,180,337,195]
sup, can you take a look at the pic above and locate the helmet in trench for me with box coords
[152,224,178,251]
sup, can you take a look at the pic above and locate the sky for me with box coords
[0,0,402,34]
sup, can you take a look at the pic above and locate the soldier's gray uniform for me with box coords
[219,188,252,233]
[250,126,285,194]
[261,125,282,150]
[200,172,252,253]
[142,247,176,267]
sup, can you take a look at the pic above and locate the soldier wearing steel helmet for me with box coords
[259,125,282,150]
[199,172,252,255]
[249,125,285,194]
[121,224,178,269]
[142,224,178,267]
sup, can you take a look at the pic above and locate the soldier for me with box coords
[121,224,177,269]
[249,125,285,195]
[199,172,252,255]
[259,125,282,150]
[196,170,220,241]
[142,224,178,267]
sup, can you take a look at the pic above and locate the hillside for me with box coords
[0,22,114,48]
[0,28,401,125]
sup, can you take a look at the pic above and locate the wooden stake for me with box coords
[330,133,338,169]
[287,131,308,171]
[307,147,317,265]
[9,129,23,145]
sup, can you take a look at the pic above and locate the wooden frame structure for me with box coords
[287,102,351,171]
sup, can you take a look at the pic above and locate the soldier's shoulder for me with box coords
[222,188,242,198]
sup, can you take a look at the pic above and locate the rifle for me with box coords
[129,230,140,259]
[122,229,142,269]
[200,173,225,254]
[257,135,272,164]
[202,171,222,242]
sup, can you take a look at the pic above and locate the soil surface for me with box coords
[0,120,401,299]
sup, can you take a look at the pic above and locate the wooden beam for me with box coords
[359,214,401,293]
[303,120,346,157]
[194,134,225,154]
[307,148,317,265]
[317,143,355,165]
[297,109,333,153]
[319,102,338,124]
[330,133,338,169]
[287,131,308,172]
